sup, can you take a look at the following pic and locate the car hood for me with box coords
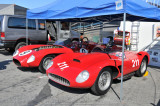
[47,52,110,82]
[14,44,66,57]
[48,53,110,74]
[18,45,47,52]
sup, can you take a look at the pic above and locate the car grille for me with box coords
[39,46,54,50]
[33,45,63,51]
[13,59,21,66]
[48,73,70,86]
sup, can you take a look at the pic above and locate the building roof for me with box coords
[0,4,27,15]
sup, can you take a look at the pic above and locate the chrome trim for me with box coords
[48,73,70,86]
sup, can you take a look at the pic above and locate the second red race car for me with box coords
[13,37,97,73]
[46,46,150,95]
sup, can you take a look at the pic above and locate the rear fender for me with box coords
[137,51,150,64]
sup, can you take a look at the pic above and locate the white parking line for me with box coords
[5,59,12,61]
[38,75,48,79]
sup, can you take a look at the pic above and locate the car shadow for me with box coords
[0,60,12,70]
[48,79,90,94]
[150,99,160,106]
[157,99,160,106]
[48,78,132,96]
[113,78,131,84]
[148,65,160,70]
[0,49,13,56]
[110,87,120,100]
[17,67,40,73]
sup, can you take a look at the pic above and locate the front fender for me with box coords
[86,59,119,87]
[28,48,73,67]
[18,45,46,52]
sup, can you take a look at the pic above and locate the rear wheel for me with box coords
[5,48,14,53]
[135,57,147,77]
[39,55,55,73]
[15,42,26,50]
[91,67,113,95]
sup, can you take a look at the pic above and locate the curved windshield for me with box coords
[54,39,65,45]
[54,38,75,46]
[91,45,123,54]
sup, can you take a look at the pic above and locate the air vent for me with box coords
[73,59,80,62]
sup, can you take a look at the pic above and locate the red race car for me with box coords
[13,38,97,73]
[114,31,131,46]
[46,47,150,95]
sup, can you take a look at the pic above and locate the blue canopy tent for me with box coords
[27,0,160,21]
[27,0,160,100]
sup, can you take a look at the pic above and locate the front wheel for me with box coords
[39,55,55,73]
[135,57,147,77]
[91,67,113,95]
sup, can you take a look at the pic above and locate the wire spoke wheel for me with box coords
[98,71,111,91]
[135,57,147,77]
[140,59,147,74]
[91,67,113,95]
[42,57,53,70]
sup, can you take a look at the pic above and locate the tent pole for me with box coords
[83,22,84,34]
[80,22,81,33]
[79,22,81,39]
[120,12,126,101]
[26,18,28,45]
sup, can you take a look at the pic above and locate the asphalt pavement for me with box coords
[0,49,159,106]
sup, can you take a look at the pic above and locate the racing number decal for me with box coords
[57,62,69,71]
[132,59,139,67]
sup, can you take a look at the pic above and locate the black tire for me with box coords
[91,67,113,95]
[38,55,55,73]
[5,48,14,53]
[135,57,147,77]
[15,42,26,50]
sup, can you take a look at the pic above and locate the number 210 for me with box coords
[132,59,139,67]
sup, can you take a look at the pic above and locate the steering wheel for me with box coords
[91,47,103,52]
[104,44,111,52]
[70,40,79,49]
[80,37,89,48]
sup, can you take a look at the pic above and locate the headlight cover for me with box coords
[46,61,53,70]
[13,50,19,57]
[76,70,89,83]
[19,50,32,56]
[27,55,35,63]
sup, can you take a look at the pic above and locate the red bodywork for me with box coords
[13,41,97,68]
[46,50,150,88]
[13,45,73,67]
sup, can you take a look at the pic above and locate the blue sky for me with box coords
[0,0,56,9]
